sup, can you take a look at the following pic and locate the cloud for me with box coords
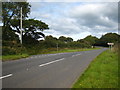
[28,0,119,2]
[69,3,118,28]
[67,3,118,38]
[30,11,51,19]
[29,2,118,41]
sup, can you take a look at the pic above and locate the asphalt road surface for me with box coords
[1,48,107,88]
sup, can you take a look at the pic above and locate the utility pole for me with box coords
[20,7,22,44]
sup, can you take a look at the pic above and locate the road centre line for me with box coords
[72,54,81,57]
[0,74,13,79]
[39,58,65,67]
[72,55,75,57]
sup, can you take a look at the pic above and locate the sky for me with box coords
[1,0,118,41]
[28,1,118,41]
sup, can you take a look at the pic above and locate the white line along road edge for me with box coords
[0,74,13,79]
[39,58,65,67]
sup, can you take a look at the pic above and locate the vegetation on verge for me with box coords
[72,45,118,88]
[2,48,99,61]
[2,54,29,62]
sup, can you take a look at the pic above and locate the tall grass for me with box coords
[73,47,118,88]
[2,54,29,62]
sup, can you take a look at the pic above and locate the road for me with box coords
[1,48,107,88]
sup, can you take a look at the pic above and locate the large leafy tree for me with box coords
[83,35,99,45]
[66,37,73,42]
[11,19,49,39]
[95,33,120,46]
[2,2,49,44]
[11,19,49,45]
[45,35,57,41]
[2,2,31,41]
[78,35,98,45]
[59,36,67,42]
[44,35,58,48]
[2,2,31,27]
[59,36,73,43]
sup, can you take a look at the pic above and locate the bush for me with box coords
[3,47,17,55]
[112,43,120,52]
[2,41,27,55]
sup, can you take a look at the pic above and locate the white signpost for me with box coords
[107,43,114,50]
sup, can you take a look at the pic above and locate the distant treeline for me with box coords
[2,28,120,55]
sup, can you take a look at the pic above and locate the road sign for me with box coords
[107,43,114,50]
[107,43,114,45]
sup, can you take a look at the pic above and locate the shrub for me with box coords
[3,47,16,55]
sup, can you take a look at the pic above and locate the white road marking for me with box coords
[72,54,81,57]
[72,55,75,57]
[39,58,65,67]
[30,57,33,59]
[0,74,13,79]
[77,54,81,56]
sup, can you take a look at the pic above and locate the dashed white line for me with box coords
[39,58,65,67]
[30,57,33,59]
[72,55,75,57]
[0,74,13,79]
[77,54,81,56]
[72,54,81,57]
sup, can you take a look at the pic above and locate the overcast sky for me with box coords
[1,1,118,41]
[28,2,118,41]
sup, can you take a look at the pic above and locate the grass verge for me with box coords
[72,50,118,88]
[2,48,99,62]
[2,54,29,62]
[39,48,100,54]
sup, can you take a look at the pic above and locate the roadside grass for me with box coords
[2,54,29,62]
[72,49,118,88]
[39,48,100,54]
[2,48,99,61]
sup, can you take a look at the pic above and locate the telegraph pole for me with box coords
[20,7,22,44]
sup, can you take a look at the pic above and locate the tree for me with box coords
[95,33,120,46]
[77,39,90,45]
[2,2,49,45]
[80,35,99,45]
[2,26,18,41]
[45,35,57,41]
[2,2,31,42]
[68,41,91,48]
[44,35,58,48]
[66,37,73,42]
[59,36,67,42]
[59,36,73,43]
[11,19,49,40]
[2,2,31,28]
